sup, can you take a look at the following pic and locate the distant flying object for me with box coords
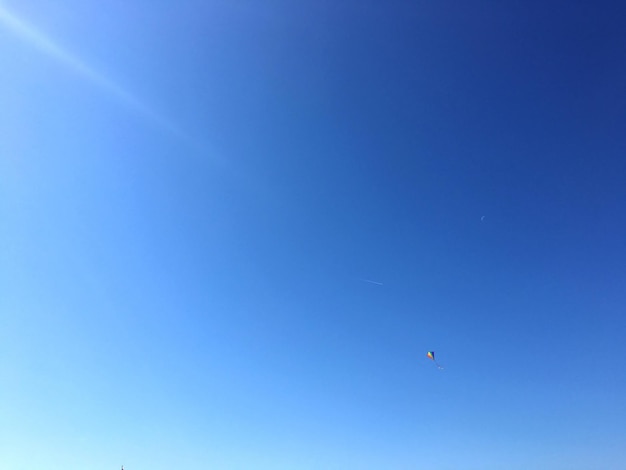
[427,351,444,369]
[360,279,383,286]
[481,216,485,221]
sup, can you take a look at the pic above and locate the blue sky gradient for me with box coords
[1,1,626,468]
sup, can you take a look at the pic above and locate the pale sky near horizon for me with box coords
[1,1,626,469]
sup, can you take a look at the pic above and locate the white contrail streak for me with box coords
[360,279,383,286]
[0,4,187,140]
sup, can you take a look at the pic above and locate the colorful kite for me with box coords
[427,351,443,369]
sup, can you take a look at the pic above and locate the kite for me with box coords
[427,351,444,369]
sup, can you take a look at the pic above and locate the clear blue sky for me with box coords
[1,1,625,468]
